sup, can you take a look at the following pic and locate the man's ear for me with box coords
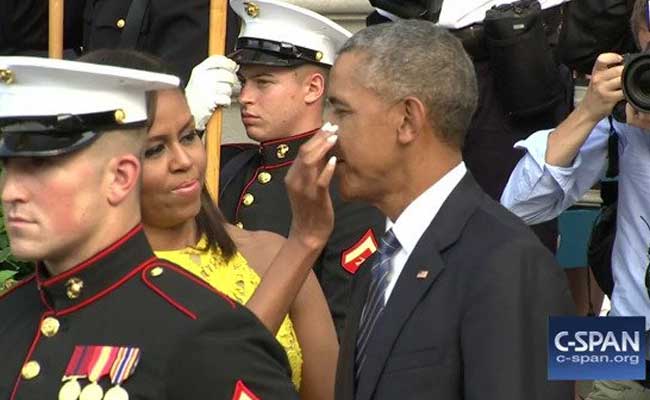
[396,96,427,145]
[106,154,141,206]
[303,70,326,105]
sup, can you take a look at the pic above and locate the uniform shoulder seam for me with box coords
[141,260,236,320]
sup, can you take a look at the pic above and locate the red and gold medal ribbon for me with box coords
[87,346,119,383]
[62,345,90,380]
[59,346,90,400]
[78,346,120,400]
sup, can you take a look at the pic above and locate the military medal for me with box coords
[79,382,103,400]
[104,347,141,400]
[59,346,90,400]
[104,385,129,400]
[59,379,82,400]
[79,346,119,400]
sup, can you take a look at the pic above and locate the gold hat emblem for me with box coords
[315,52,324,61]
[114,109,126,124]
[0,69,15,84]
[244,2,260,17]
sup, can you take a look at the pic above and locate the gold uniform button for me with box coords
[116,18,126,29]
[242,193,255,206]
[276,144,289,159]
[236,222,244,229]
[149,267,164,277]
[21,360,40,380]
[41,317,60,337]
[65,277,84,300]
[257,172,272,184]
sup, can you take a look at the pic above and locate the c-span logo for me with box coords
[548,316,645,380]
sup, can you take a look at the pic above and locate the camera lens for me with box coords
[623,53,650,112]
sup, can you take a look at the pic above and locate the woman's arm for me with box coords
[290,272,338,400]
[238,129,338,332]
[239,231,337,400]
[236,130,340,399]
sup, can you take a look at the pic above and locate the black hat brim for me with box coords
[228,48,308,67]
[0,129,102,158]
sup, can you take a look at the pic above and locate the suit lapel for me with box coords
[354,173,485,400]
[355,227,445,400]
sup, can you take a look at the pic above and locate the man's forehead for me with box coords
[330,53,363,85]
[239,64,292,78]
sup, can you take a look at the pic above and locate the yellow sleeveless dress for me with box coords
[155,238,303,389]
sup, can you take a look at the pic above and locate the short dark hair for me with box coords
[79,49,237,259]
[338,20,478,148]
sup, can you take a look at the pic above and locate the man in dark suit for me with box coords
[305,19,576,399]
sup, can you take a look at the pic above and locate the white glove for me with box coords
[185,55,239,130]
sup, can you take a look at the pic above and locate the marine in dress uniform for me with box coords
[81,0,240,84]
[217,0,385,339]
[0,56,298,400]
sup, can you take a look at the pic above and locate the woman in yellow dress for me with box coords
[139,87,338,400]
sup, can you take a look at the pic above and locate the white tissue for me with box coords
[321,122,339,133]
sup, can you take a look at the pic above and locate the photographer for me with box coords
[501,0,650,397]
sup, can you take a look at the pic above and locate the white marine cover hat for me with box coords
[229,0,352,67]
[0,56,179,157]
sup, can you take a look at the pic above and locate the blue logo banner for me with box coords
[548,316,645,380]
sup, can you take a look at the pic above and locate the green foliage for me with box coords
[0,172,35,288]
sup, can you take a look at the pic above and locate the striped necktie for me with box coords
[355,228,401,381]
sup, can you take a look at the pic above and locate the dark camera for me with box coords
[622,52,650,112]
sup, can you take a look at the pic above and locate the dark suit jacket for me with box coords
[335,173,575,400]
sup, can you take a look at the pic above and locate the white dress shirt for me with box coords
[500,119,650,355]
[383,162,467,304]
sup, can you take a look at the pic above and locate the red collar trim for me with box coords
[259,128,319,147]
[38,224,143,287]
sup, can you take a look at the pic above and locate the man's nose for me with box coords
[0,163,28,205]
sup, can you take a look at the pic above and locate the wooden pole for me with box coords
[205,0,229,203]
[49,0,64,59]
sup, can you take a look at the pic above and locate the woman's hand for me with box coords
[285,125,338,251]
